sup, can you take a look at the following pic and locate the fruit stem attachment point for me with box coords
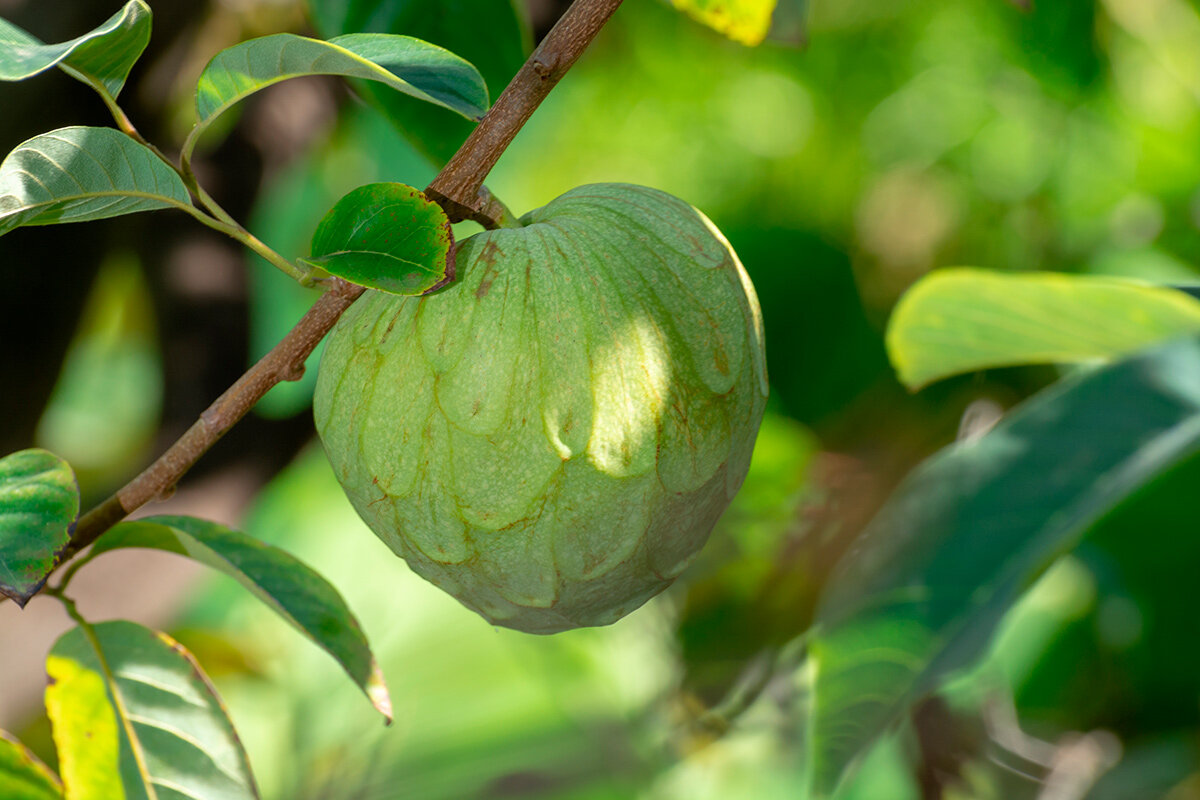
[425,0,625,221]
[478,187,524,230]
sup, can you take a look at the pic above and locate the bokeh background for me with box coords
[2,0,1199,797]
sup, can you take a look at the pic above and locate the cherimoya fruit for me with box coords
[314,183,768,633]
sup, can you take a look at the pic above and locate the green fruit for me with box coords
[314,183,767,633]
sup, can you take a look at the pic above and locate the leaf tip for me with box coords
[1,586,33,609]
[368,661,393,724]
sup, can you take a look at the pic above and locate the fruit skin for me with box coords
[314,183,767,633]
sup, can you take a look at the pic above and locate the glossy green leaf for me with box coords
[48,620,260,800]
[0,0,150,100]
[0,449,77,606]
[36,254,162,488]
[302,182,453,296]
[0,731,62,800]
[886,268,1200,389]
[670,0,778,45]
[308,0,529,164]
[0,127,193,238]
[805,335,1200,796]
[184,33,488,160]
[88,515,392,720]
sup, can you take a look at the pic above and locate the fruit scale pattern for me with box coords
[315,183,767,633]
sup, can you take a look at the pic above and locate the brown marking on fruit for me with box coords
[367,477,389,508]
[478,239,503,266]
[714,347,729,375]
[473,240,505,297]
[380,309,404,343]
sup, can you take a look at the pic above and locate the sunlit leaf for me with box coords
[44,655,123,800]
[48,620,260,800]
[0,449,77,606]
[0,0,150,100]
[886,269,1200,389]
[0,731,62,800]
[671,0,778,46]
[303,182,454,296]
[88,515,392,720]
[805,334,1200,795]
[0,127,193,238]
[185,33,488,160]
[307,0,529,164]
[36,254,162,488]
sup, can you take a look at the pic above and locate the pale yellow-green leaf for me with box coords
[670,0,777,46]
[886,268,1200,389]
[44,655,124,800]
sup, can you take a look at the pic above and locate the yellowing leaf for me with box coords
[670,0,778,46]
[44,655,123,800]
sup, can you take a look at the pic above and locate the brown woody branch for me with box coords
[60,0,625,564]
[426,0,624,224]
[65,279,365,557]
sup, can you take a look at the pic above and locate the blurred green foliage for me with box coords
[35,255,162,494]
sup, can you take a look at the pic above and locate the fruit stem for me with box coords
[426,0,625,226]
[478,187,524,229]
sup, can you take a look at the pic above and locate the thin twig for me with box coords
[93,80,314,284]
[426,0,625,225]
[54,0,625,569]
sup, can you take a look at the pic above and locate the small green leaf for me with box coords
[805,335,1200,796]
[185,33,488,160]
[0,731,62,800]
[886,268,1200,389]
[670,0,778,45]
[0,449,78,606]
[307,0,529,164]
[88,515,392,720]
[0,0,151,100]
[48,620,260,800]
[0,127,193,238]
[303,182,454,296]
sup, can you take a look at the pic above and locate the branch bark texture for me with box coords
[426,0,624,224]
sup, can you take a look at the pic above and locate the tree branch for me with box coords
[426,0,625,225]
[56,0,624,567]
[65,279,365,559]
